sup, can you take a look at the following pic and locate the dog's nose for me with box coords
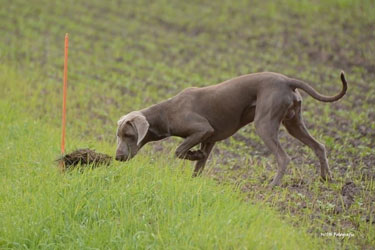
[115,155,123,161]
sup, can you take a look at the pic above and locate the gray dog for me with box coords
[116,72,347,187]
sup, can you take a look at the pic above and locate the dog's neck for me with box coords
[139,101,171,147]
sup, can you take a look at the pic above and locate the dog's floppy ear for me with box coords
[117,111,149,145]
[130,114,149,146]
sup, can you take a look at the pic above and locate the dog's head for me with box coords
[115,111,149,161]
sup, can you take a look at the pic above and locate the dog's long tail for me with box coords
[288,71,348,102]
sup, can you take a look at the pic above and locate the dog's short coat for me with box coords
[116,72,347,187]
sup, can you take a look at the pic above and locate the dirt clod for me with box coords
[57,148,112,170]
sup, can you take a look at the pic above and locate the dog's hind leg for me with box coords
[255,119,291,187]
[282,103,332,181]
[254,93,292,187]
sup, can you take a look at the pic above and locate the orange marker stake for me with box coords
[61,33,69,156]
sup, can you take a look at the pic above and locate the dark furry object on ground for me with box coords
[57,148,112,170]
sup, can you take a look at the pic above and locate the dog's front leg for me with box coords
[192,142,215,176]
[175,129,214,161]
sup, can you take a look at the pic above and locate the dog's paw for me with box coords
[188,150,206,161]
[320,173,333,183]
[177,149,206,161]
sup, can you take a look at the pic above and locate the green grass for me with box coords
[0,0,374,248]
[0,68,323,249]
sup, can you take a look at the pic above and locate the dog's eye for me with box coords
[124,133,135,138]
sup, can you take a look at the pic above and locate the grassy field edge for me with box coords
[0,66,328,249]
